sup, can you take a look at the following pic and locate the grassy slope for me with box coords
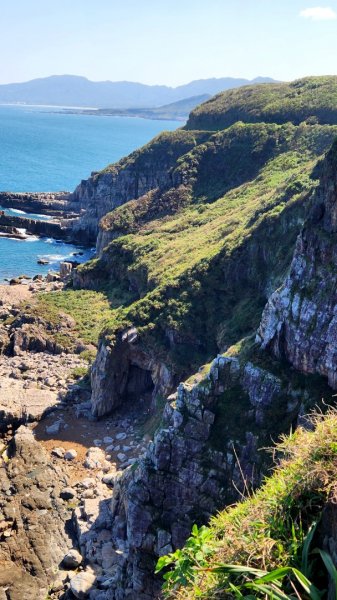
[161,410,337,598]
[73,125,336,374]
[36,78,337,375]
[40,126,336,371]
[99,129,209,175]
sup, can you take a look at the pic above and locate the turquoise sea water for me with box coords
[0,105,180,280]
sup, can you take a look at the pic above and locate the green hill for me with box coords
[186,76,337,131]
[27,75,337,597]
[34,78,337,375]
[34,77,336,382]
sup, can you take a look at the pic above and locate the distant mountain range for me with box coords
[0,75,278,109]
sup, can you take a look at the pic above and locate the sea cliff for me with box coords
[3,77,337,599]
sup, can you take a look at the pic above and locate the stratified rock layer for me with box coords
[70,131,199,241]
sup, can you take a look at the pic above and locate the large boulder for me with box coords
[0,427,73,599]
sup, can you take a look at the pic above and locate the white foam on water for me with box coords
[45,253,72,263]
[10,208,26,214]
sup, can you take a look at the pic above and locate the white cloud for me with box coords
[300,6,337,20]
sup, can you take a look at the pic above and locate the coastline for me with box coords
[0,102,99,110]
[0,102,187,122]
[58,108,187,121]
[0,192,94,282]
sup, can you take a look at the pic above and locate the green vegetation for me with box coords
[81,144,324,375]
[29,289,117,346]
[99,129,209,176]
[187,76,337,131]
[157,411,337,598]
[70,365,89,379]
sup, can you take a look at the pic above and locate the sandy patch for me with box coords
[0,283,32,304]
[33,404,145,484]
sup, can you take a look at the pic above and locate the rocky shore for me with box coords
[0,272,153,599]
[0,191,93,244]
[0,191,73,216]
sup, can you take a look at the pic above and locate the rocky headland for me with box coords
[3,77,337,599]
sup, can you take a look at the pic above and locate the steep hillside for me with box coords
[69,99,337,416]
[93,134,337,598]
[70,77,337,241]
[70,129,209,240]
[258,138,337,388]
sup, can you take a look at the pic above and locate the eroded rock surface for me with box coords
[257,140,337,388]
[0,352,88,432]
[91,328,173,417]
[70,132,197,242]
[0,427,73,600]
[85,354,327,599]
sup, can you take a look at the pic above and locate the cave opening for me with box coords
[125,364,155,407]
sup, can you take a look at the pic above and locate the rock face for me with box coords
[0,427,73,600]
[257,140,337,388]
[92,354,325,599]
[0,376,60,432]
[69,131,199,241]
[91,327,173,417]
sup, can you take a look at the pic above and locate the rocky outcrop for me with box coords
[91,328,173,417]
[69,131,202,241]
[96,227,122,257]
[0,351,88,433]
[0,191,72,216]
[0,285,89,432]
[70,169,154,241]
[90,353,327,599]
[0,427,73,600]
[0,212,77,242]
[0,223,27,239]
[257,140,337,388]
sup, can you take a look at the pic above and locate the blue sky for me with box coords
[1,0,337,85]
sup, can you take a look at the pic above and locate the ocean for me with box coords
[0,105,180,280]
